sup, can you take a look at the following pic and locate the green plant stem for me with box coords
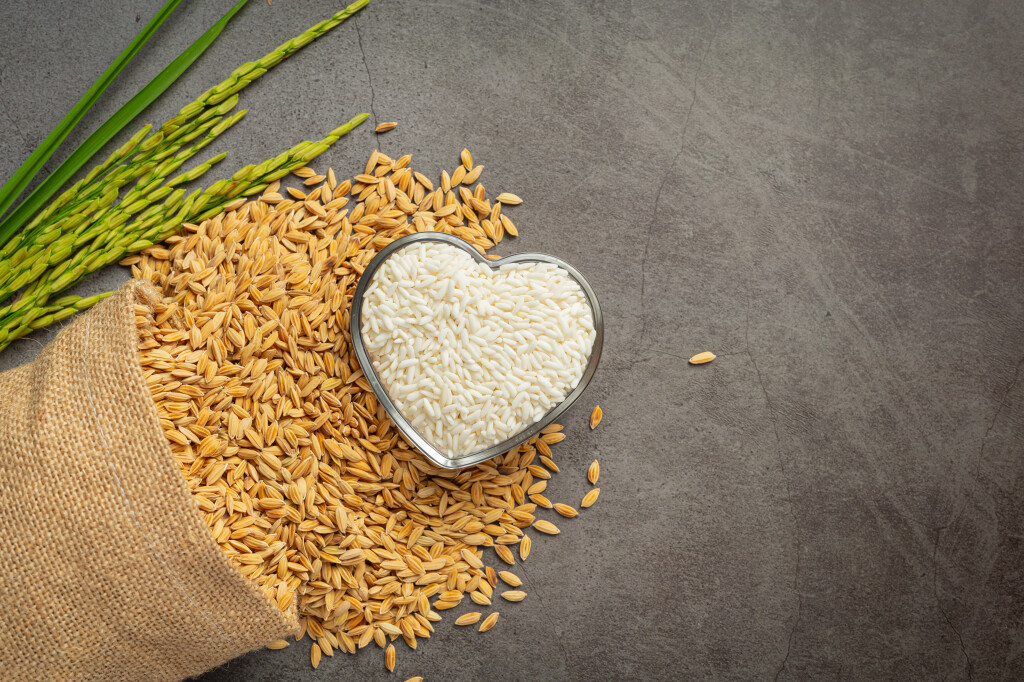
[0,0,250,249]
[18,0,368,247]
[0,0,371,352]
[0,0,184,225]
[2,0,368,272]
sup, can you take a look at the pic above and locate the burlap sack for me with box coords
[0,281,298,681]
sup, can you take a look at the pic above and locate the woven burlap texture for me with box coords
[0,281,298,681]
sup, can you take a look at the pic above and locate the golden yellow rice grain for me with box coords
[495,545,515,565]
[553,503,578,518]
[310,643,321,669]
[530,493,552,508]
[455,612,482,625]
[533,520,560,535]
[478,612,499,632]
[498,571,522,587]
[496,192,522,205]
[461,548,483,569]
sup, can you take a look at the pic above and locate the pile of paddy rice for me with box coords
[126,150,601,673]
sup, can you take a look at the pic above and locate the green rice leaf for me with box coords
[0,0,184,227]
[0,0,250,249]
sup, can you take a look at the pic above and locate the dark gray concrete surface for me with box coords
[2,0,1023,679]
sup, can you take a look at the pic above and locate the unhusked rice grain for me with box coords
[478,612,500,632]
[497,571,522,587]
[455,612,482,625]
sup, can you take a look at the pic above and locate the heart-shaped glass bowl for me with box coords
[350,232,604,469]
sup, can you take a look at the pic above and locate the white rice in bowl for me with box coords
[360,241,596,458]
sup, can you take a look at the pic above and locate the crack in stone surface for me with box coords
[928,356,1021,682]
[745,294,803,682]
[638,144,684,349]
[978,356,1023,463]
[638,14,720,350]
[354,16,380,133]
[932,528,974,681]
[0,101,32,152]
[515,560,571,675]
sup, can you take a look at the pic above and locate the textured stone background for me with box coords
[1,0,1022,679]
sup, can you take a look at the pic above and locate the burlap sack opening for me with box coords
[0,281,298,682]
